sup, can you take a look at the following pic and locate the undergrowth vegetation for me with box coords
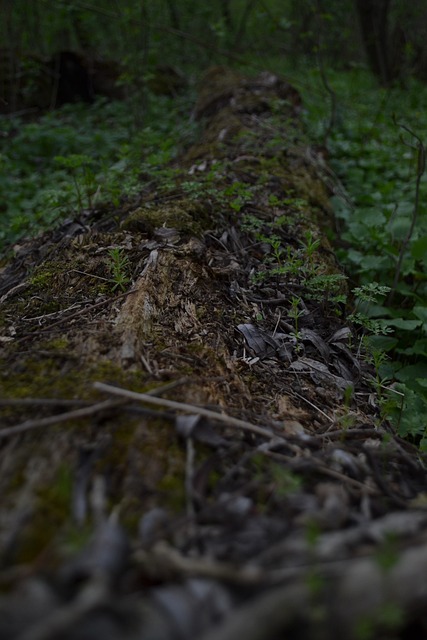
[2,54,427,446]
[300,68,427,444]
[0,91,197,252]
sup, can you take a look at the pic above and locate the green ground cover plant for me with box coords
[298,66,427,445]
[107,246,131,292]
[3,40,427,445]
[0,92,196,254]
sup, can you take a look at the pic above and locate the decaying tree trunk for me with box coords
[0,66,427,639]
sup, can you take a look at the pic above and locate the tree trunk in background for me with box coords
[166,0,180,30]
[234,0,257,50]
[219,0,234,31]
[354,0,393,85]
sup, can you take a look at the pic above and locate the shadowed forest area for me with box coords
[2,1,427,638]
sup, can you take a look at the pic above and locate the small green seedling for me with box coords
[289,296,305,350]
[302,230,321,266]
[107,247,131,291]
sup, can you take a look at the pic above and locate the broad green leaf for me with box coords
[358,255,392,271]
[354,209,386,227]
[381,318,421,330]
[396,363,427,387]
[386,385,427,438]
[411,235,427,262]
[399,339,427,357]
[365,335,398,352]
[387,217,411,240]
[413,307,427,322]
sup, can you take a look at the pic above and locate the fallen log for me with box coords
[0,66,426,639]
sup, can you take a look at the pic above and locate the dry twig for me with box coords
[94,381,280,440]
[0,399,124,439]
[0,378,189,439]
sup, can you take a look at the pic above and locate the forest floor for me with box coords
[1,66,427,640]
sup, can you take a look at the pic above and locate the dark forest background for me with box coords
[2,0,427,109]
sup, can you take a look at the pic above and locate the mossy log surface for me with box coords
[0,67,427,640]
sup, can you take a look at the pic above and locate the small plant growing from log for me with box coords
[348,283,392,336]
[301,230,321,269]
[107,247,131,292]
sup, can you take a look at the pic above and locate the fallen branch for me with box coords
[0,378,189,439]
[135,541,266,586]
[94,381,279,440]
[0,399,124,439]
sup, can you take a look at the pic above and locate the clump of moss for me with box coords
[123,200,209,235]
[29,266,58,289]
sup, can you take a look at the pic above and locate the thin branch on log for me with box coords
[94,381,280,440]
[135,541,266,586]
[0,378,190,438]
[0,399,125,439]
